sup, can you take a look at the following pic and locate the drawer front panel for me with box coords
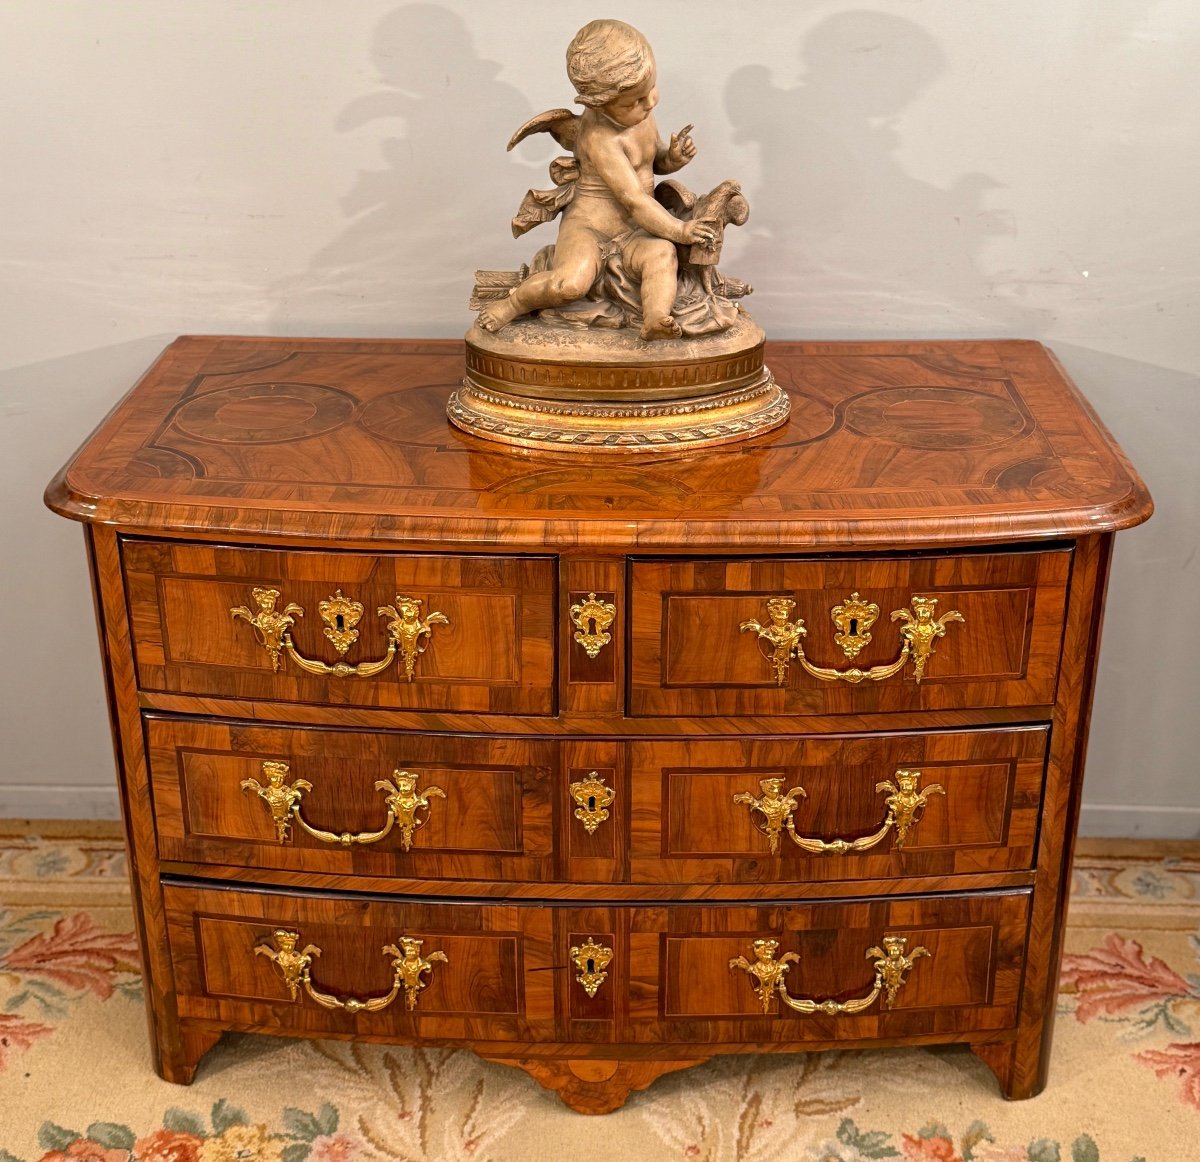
[123,540,556,714]
[628,891,1028,1044]
[165,884,1024,1048]
[630,727,1047,883]
[165,884,556,1042]
[149,718,554,882]
[629,550,1069,716]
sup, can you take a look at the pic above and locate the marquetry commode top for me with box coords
[46,337,1151,1113]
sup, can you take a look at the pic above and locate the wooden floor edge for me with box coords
[1074,836,1200,858]
[0,817,125,839]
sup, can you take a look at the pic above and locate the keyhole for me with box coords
[586,958,596,974]
[587,795,596,811]
[335,614,345,632]
[849,617,858,636]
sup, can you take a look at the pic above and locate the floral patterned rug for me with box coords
[1,828,1197,1162]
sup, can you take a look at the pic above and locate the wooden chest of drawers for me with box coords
[46,337,1151,1113]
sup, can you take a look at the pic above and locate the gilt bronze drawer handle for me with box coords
[229,587,302,672]
[733,769,945,856]
[729,935,929,1016]
[569,938,614,998]
[732,778,807,855]
[240,760,445,851]
[738,596,805,686]
[739,593,964,686]
[570,592,616,659]
[231,588,449,680]
[569,771,615,834]
[255,929,446,1013]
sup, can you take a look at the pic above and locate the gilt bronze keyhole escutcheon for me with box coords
[570,592,616,660]
[569,938,614,998]
[569,771,615,834]
[318,590,364,655]
[831,592,880,659]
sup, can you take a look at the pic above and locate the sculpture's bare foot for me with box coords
[640,315,683,341]
[478,296,521,333]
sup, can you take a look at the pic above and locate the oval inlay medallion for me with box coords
[171,382,356,444]
[844,386,1028,450]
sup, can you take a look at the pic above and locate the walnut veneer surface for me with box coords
[46,337,1151,1113]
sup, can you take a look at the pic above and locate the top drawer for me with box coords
[122,541,557,715]
[629,549,1070,717]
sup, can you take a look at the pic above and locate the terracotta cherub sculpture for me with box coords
[473,19,752,341]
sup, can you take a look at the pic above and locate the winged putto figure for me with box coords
[471,19,752,341]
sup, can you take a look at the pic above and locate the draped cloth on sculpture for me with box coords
[511,157,580,238]
[529,236,743,337]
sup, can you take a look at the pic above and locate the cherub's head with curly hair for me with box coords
[566,19,655,109]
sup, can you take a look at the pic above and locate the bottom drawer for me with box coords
[164,884,559,1043]
[632,890,1030,1045]
[164,883,1029,1048]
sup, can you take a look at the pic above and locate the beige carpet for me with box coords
[1,827,1197,1162]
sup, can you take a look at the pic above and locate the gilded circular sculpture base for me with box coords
[449,313,790,452]
[449,371,788,452]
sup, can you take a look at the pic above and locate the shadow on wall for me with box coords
[271,4,533,337]
[1,336,177,815]
[726,10,1041,336]
[1051,344,1200,836]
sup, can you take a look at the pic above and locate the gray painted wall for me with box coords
[2,1,1196,833]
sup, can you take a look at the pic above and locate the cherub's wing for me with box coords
[507,108,581,152]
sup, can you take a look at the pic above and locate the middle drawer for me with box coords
[148,717,1047,884]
